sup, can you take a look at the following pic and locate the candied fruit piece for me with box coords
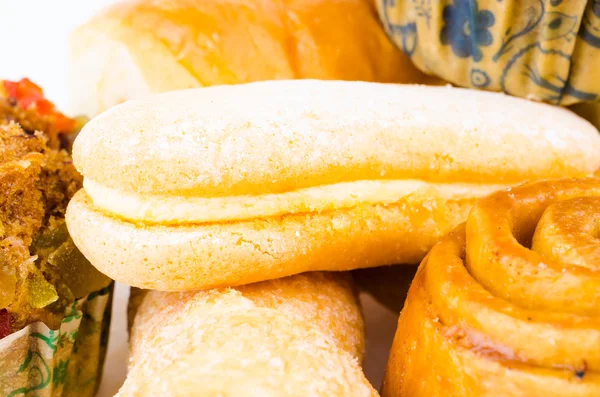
[26,271,59,309]
[0,309,10,339]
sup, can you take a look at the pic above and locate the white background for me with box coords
[0,0,123,109]
[0,1,399,395]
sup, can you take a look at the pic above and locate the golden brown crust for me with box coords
[67,188,474,290]
[0,123,80,242]
[68,0,441,116]
[121,272,376,396]
[383,178,600,397]
[99,0,419,83]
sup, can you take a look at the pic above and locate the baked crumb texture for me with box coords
[0,79,98,337]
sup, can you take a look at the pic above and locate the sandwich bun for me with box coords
[66,80,600,290]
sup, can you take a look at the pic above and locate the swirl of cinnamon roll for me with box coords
[383,177,600,397]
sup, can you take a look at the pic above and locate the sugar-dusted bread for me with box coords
[119,272,376,396]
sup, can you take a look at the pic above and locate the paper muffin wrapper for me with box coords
[378,0,600,106]
[0,283,113,397]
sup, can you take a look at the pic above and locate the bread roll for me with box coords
[65,80,600,291]
[383,178,600,396]
[118,272,376,396]
[68,0,440,117]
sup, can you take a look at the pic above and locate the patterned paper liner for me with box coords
[0,284,113,397]
[378,0,600,106]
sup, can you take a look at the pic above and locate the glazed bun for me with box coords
[68,0,440,116]
[383,178,600,396]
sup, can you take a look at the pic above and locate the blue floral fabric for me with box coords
[440,0,495,61]
[377,0,600,105]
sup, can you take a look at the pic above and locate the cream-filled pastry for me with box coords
[66,80,600,290]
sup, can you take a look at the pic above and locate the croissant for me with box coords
[383,177,600,397]
[119,272,377,396]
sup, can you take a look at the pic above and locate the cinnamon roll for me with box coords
[383,177,600,397]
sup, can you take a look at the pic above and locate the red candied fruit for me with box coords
[0,309,11,339]
[2,78,75,132]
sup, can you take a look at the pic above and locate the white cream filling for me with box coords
[84,179,507,225]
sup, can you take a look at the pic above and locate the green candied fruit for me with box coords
[31,221,70,251]
[27,271,59,308]
[72,115,90,132]
[62,115,90,153]
[47,238,111,299]
[33,220,111,301]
